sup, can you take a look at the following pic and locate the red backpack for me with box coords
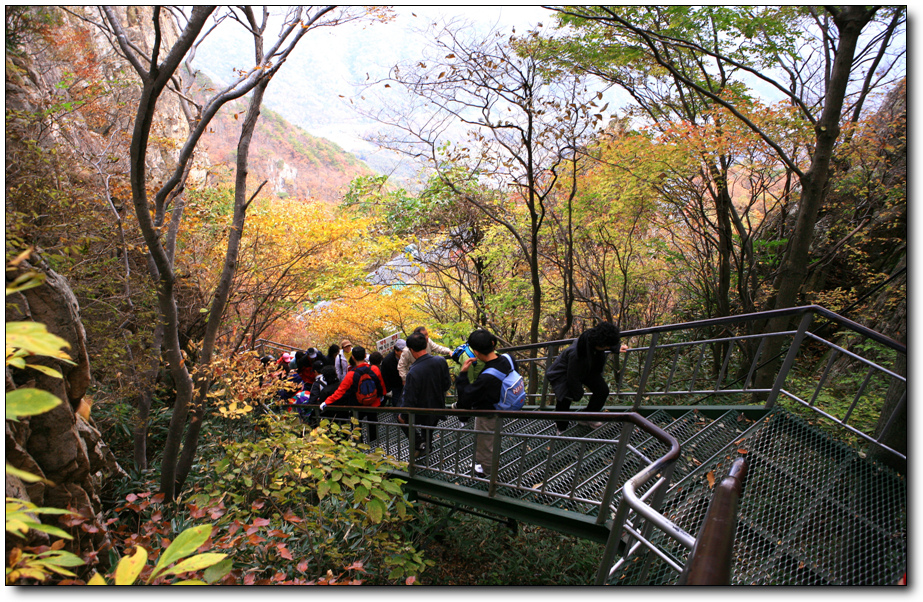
[351,365,383,406]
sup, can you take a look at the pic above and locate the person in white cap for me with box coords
[335,339,352,381]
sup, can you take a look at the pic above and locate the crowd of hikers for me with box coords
[255,323,626,478]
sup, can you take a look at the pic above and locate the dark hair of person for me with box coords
[351,345,367,361]
[368,351,383,366]
[312,360,324,372]
[412,326,427,335]
[467,329,498,354]
[585,321,621,348]
[406,332,427,352]
[321,365,338,383]
[327,344,339,358]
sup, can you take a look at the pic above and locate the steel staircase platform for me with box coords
[607,409,907,585]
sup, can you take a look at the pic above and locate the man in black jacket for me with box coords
[454,329,516,478]
[398,333,451,457]
[380,338,405,407]
[546,322,625,434]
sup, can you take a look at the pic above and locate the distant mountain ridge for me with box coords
[190,13,428,192]
[198,90,374,203]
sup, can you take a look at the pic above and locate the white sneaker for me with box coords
[579,420,604,429]
[474,463,487,478]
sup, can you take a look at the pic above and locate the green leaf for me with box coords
[150,524,213,581]
[5,271,45,294]
[27,521,74,540]
[87,572,108,585]
[172,579,207,585]
[6,388,62,419]
[6,463,50,484]
[366,498,386,524]
[37,549,85,568]
[5,321,71,359]
[317,480,330,500]
[24,363,63,378]
[353,485,369,500]
[114,546,147,585]
[380,480,404,495]
[162,553,228,577]
[203,557,234,584]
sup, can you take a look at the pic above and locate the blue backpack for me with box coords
[481,354,526,411]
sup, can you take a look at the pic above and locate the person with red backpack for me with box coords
[319,345,386,443]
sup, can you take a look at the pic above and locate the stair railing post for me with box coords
[596,421,636,525]
[488,415,504,497]
[540,344,559,410]
[596,493,634,585]
[765,311,813,409]
[634,459,680,585]
[633,332,660,411]
[407,412,417,476]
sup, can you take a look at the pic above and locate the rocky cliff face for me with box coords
[6,7,194,186]
[6,257,126,559]
[4,6,183,563]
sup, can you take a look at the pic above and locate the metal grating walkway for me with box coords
[608,410,907,585]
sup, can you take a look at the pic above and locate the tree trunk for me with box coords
[755,7,875,389]
[175,75,269,493]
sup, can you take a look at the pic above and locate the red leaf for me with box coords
[277,545,293,560]
[251,500,265,510]
[251,517,271,528]
[283,511,303,524]
[244,573,256,585]
[247,534,266,545]
[405,576,416,585]
[297,561,309,572]
[125,493,138,502]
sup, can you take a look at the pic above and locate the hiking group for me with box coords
[257,322,627,478]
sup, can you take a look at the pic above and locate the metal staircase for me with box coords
[265,305,906,585]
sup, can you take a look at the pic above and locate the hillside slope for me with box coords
[198,91,375,203]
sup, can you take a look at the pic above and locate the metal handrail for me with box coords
[498,305,905,355]
[677,457,749,585]
[490,305,905,461]
[299,404,679,521]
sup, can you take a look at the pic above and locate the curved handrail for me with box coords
[678,457,749,585]
[620,422,693,550]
